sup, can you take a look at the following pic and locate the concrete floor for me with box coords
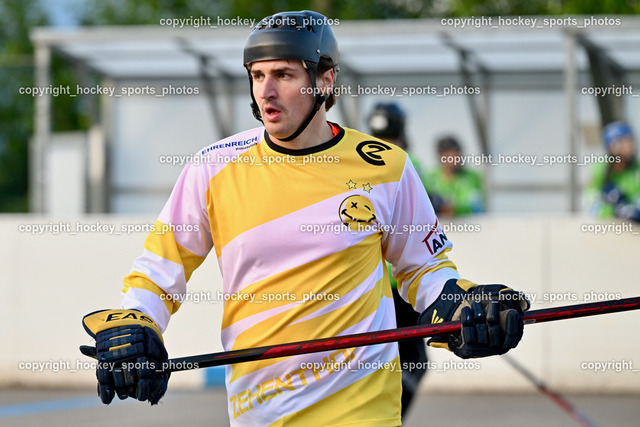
[1,387,638,426]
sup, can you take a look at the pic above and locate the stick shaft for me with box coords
[502,354,599,427]
[166,296,640,372]
[522,296,640,325]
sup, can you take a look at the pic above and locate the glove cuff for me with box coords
[83,309,163,342]
[418,278,475,325]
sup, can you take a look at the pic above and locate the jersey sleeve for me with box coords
[120,161,213,332]
[382,155,460,313]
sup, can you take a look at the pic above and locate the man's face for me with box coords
[439,148,462,173]
[249,59,315,140]
[608,136,636,163]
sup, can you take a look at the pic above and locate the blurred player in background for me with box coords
[368,102,428,416]
[425,136,485,216]
[588,121,640,223]
[81,10,529,426]
[368,103,428,183]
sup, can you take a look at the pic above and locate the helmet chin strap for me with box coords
[276,93,327,142]
[248,60,330,142]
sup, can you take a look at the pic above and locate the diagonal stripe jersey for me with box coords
[121,123,460,426]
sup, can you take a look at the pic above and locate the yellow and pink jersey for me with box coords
[120,123,459,426]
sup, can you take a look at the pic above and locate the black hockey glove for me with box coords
[418,279,530,359]
[80,309,169,405]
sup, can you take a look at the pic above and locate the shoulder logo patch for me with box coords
[356,141,392,166]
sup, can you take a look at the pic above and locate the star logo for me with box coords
[362,183,373,193]
[346,179,357,189]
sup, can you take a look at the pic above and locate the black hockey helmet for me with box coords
[244,10,339,67]
[243,10,339,142]
[368,103,406,140]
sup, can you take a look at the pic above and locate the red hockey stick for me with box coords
[165,296,640,372]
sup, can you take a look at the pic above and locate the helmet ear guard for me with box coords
[243,10,339,141]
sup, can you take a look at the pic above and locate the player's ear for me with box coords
[317,68,335,97]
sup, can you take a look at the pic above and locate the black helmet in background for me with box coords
[368,103,407,149]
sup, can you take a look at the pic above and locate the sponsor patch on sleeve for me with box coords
[421,219,448,256]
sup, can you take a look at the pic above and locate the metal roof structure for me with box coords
[32,18,640,78]
[30,17,640,213]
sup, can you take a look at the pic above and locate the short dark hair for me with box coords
[437,136,461,153]
[317,57,337,111]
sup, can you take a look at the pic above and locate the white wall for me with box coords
[46,132,86,214]
[2,214,223,389]
[423,215,640,393]
[103,72,620,216]
[2,214,638,393]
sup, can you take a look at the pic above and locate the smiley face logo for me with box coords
[339,195,376,231]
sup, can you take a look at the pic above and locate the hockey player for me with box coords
[81,10,529,426]
[368,102,428,416]
[588,121,640,222]
[425,136,485,216]
[368,102,427,183]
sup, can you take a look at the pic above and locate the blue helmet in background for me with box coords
[603,121,633,149]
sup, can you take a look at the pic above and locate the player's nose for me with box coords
[257,75,277,100]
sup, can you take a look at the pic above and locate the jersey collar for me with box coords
[264,122,345,156]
